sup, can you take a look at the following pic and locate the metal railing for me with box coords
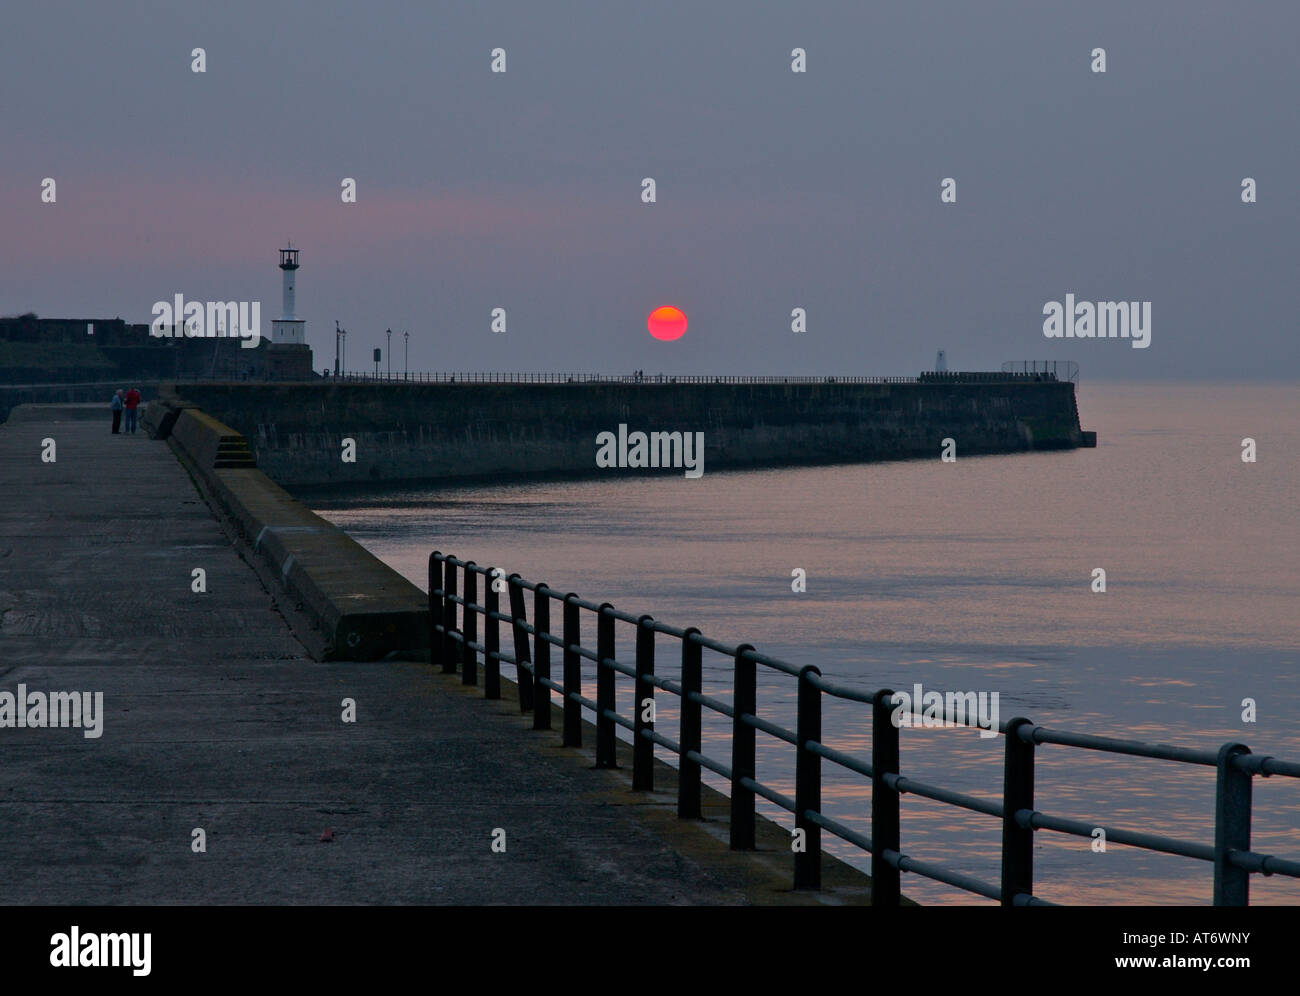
[329,371,922,384]
[428,552,1300,905]
[1001,360,1080,383]
[329,370,1074,386]
[919,370,1059,383]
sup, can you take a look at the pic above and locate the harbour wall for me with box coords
[158,379,1088,489]
[0,380,163,424]
[148,404,429,661]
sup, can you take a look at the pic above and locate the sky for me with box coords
[2,0,1297,379]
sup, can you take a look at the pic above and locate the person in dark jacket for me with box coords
[110,390,124,434]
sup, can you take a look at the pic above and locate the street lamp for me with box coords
[404,330,409,381]
[386,328,392,380]
[334,320,341,377]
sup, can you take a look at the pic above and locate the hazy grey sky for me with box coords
[3,0,1297,379]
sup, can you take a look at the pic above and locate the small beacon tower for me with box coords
[267,244,313,379]
[272,245,305,345]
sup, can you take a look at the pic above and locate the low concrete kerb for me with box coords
[163,405,428,661]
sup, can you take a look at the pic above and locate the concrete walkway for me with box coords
[0,406,746,903]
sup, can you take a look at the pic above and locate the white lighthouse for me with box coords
[266,243,313,379]
[271,245,305,346]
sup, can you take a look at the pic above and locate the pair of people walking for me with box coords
[110,388,141,434]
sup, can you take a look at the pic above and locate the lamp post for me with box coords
[334,321,341,377]
[404,330,409,381]
[386,328,392,380]
[341,328,347,378]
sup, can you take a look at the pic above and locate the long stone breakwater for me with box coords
[156,377,1092,489]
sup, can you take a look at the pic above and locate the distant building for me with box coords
[0,314,314,384]
[0,244,318,383]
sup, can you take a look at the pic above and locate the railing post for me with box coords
[484,567,501,699]
[1001,717,1036,906]
[1214,742,1253,906]
[677,629,703,819]
[507,574,534,712]
[442,557,458,674]
[795,665,822,889]
[633,615,655,791]
[533,584,551,731]
[428,552,443,670]
[562,594,581,747]
[871,689,901,905]
[595,604,617,768]
[462,562,478,686]
[729,644,757,850]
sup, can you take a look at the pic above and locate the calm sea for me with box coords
[312,381,1299,905]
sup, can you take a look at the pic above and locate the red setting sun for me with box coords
[647,306,688,341]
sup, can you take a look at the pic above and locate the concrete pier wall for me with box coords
[160,379,1086,488]
[158,406,429,660]
[0,380,164,424]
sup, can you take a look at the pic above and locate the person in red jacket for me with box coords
[123,387,142,434]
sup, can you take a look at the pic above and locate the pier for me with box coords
[5,400,1295,906]
[155,371,1092,489]
[0,404,875,904]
